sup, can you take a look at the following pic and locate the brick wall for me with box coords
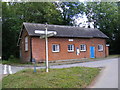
[31,37,45,62]
[31,37,107,62]
[20,29,31,62]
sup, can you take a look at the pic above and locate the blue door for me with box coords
[90,46,95,58]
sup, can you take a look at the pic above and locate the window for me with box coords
[25,36,28,51]
[52,44,60,52]
[98,44,103,51]
[68,44,74,52]
[80,44,86,51]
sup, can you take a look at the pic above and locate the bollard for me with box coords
[32,58,36,73]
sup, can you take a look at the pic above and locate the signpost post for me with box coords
[34,23,57,72]
[45,23,48,72]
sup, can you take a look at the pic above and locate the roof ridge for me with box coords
[23,22,88,29]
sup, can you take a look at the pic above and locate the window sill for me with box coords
[98,50,103,52]
[80,50,86,52]
[52,51,59,53]
[68,51,74,52]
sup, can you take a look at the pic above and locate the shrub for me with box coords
[8,55,15,60]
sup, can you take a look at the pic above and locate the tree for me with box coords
[2,2,64,60]
[84,2,119,54]
[2,2,120,60]
[55,2,85,25]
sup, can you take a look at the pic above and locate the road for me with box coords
[0,64,2,80]
[0,64,2,89]
[1,58,119,88]
[50,58,117,68]
[89,58,118,88]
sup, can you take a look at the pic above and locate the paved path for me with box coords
[0,64,2,79]
[0,64,2,89]
[89,58,118,88]
[49,58,117,68]
[1,58,119,88]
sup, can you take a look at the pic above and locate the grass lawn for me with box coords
[2,67,100,88]
[1,59,32,65]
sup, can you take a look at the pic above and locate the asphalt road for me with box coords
[89,58,118,88]
[0,64,2,80]
[0,64,2,89]
[1,58,119,88]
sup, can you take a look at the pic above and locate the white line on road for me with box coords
[3,64,7,74]
[8,65,12,74]
[3,65,13,75]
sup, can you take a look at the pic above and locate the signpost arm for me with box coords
[35,23,57,73]
[45,23,49,72]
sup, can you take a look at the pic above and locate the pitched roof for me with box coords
[23,22,108,38]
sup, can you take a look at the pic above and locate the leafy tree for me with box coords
[2,2,120,60]
[0,25,1,58]
[55,2,85,25]
[2,2,64,60]
[84,2,119,54]
[2,2,87,60]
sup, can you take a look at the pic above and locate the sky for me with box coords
[73,14,94,28]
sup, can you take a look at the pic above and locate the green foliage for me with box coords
[2,55,20,65]
[2,59,20,65]
[8,55,15,60]
[84,2,120,54]
[2,2,64,60]
[2,67,100,88]
[57,2,85,25]
[2,2,120,60]
[2,2,85,60]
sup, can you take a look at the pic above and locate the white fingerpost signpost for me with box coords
[34,23,57,72]
[45,23,48,72]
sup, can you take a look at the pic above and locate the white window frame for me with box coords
[52,44,60,52]
[98,44,103,51]
[80,44,86,51]
[25,36,28,51]
[68,44,74,52]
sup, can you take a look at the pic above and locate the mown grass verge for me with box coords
[2,67,100,88]
[1,59,32,65]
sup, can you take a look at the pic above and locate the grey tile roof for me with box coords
[23,22,108,38]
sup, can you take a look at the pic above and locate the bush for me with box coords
[6,55,20,64]
[8,55,15,60]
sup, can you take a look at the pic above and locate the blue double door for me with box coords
[90,46,95,58]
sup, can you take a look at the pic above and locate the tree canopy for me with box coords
[84,2,120,54]
[2,2,64,59]
[2,2,120,60]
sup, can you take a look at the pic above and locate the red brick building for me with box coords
[17,22,109,62]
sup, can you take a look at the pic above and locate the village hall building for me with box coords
[17,22,109,62]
